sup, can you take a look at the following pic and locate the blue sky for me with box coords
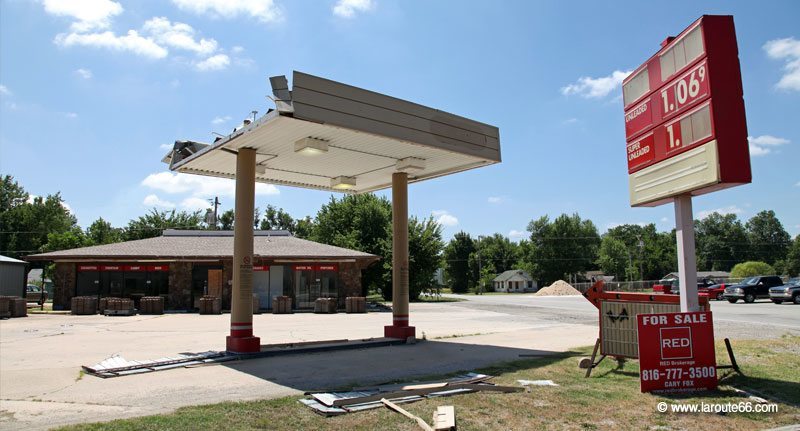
[1,0,798,240]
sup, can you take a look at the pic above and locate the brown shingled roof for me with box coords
[26,232,379,262]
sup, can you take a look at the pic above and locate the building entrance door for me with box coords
[253,269,270,310]
[207,269,223,298]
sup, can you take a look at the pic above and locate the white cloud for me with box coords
[763,37,800,91]
[748,135,790,156]
[42,0,123,32]
[508,230,526,240]
[561,118,578,125]
[195,54,230,71]
[159,143,173,151]
[660,217,669,223]
[180,197,213,211]
[232,46,245,54]
[74,68,93,79]
[795,181,800,187]
[696,205,743,220]
[54,30,168,59]
[62,112,78,119]
[143,194,176,209]
[432,210,459,227]
[0,85,10,96]
[487,196,504,204]
[333,0,373,18]
[561,70,631,99]
[171,0,282,23]
[212,115,232,125]
[142,17,218,56]
[141,171,279,197]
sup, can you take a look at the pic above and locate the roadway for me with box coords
[442,293,800,340]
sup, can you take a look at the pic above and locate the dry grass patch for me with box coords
[58,335,800,431]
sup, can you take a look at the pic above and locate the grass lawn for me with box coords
[58,335,800,431]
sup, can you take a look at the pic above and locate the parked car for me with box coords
[26,284,48,305]
[769,277,800,305]
[723,276,784,303]
[658,277,724,299]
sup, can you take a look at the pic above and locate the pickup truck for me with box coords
[769,277,800,305]
[723,275,784,303]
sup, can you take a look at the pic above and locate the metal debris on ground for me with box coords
[517,379,559,387]
[83,351,231,378]
[300,373,523,416]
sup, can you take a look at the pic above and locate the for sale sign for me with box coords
[637,311,717,393]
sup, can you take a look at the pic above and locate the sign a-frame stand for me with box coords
[163,71,501,353]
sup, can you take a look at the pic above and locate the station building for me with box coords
[26,230,378,311]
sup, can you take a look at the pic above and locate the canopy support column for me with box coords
[226,148,261,353]
[385,172,415,339]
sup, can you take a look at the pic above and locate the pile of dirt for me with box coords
[534,280,581,296]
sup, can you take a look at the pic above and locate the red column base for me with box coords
[226,335,261,353]
[384,325,416,339]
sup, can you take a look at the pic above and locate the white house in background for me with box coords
[493,270,537,293]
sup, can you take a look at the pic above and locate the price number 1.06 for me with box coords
[661,64,707,116]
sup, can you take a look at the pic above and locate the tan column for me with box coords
[226,148,261,353]
[384,172,415,339]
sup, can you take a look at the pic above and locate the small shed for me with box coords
[0,255,27,297]
[493,270,537,293]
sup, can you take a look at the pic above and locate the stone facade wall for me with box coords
[168,262,192,310]
[339,261,365,300]
[52,262,76,310]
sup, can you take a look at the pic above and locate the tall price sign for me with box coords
[622,15,750,207]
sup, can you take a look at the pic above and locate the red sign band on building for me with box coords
[637,311,717,393]
[253,265,270,271]
[77,265,99,272]
[292,264,339,272]
[147,265,170,272]
[78,264,170,272]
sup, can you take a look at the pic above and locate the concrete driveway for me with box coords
[0,301,597,430]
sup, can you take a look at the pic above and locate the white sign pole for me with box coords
[674,194,699,312]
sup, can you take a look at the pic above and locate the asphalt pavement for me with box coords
[442,293,800,340]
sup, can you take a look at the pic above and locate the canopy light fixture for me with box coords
[331,176,356,190]
[396,157,426,172]
[294,137,328,155]
[255,164,267,174]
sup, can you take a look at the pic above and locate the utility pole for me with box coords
[207,197,221,230]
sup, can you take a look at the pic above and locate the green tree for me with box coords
[219,209,235,230]
[260,205,299,232]
[382,216,443,300]
[597,237,629,280]
[124,209,203,240]
[309,194,392,295]
[730,261,776,278]
[44,226,89,252]
[294,216,314,239]
[86,217,123,245]
[694,213,748,271]
[782,235,800,277]
[443,231,476,293]
[745,210,791,265]
[0,175,77,259]
[470,233,520,277]
[522,213,600,285]
[603,223,677,280]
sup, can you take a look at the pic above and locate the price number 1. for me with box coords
[661,64,706,115]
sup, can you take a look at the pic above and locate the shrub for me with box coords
[730,261,776,278]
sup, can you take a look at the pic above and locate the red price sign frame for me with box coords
[620,15,750,207]
[637,311,717,393]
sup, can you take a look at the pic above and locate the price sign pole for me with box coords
[674,195,699,312]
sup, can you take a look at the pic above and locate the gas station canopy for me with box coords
[164,71,501,193]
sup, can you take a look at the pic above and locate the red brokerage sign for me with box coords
[637,311,717,393]
[622,15,750,207]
